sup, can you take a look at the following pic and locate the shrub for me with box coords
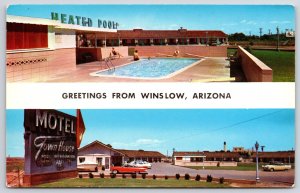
[195,174,201,181]
[100,173,105,178]
[122,174,126,179]
[102,166,105,171]
[175,173,180,180]
[89,172,94,178]
[219,177,224,184]
[79,174,83,178]
[245,45,253,53]
[142,173,147,179]
[184,173,190,180]
[110,173,116,178]
[131,173,137,179]
[206,175,213,182]
[152,175,156,180]
[217,162,220,167]
[165,175,168,180]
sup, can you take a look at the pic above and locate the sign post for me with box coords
[23,109,78,186]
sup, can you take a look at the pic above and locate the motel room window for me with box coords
[176,157,182,160]
[7,23,48,50]
[79,157,85,163]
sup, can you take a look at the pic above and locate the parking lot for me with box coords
[147,162,294,184]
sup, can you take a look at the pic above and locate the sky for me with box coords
[7,5,295,35]
[6,109,295,157]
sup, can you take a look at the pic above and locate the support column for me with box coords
[135,39,138,46]
[175,38,178,45]
[150,39,153,46]
[186,38,189,45]
[165,38,168,45]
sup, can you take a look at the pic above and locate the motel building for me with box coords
[172,150,295,167]
[78,140,165,171]
[6,14,228,82]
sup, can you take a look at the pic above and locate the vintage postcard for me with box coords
[5,4,295,189]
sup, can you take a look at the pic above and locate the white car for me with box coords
[127,160,152,169]
[77,160,99,172]
[262,162,292,172]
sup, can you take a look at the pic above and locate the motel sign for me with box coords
[23,109,78,186]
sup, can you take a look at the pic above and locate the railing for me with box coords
[104,57,115,71]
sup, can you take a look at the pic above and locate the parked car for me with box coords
[110,165,148,174]
[127,160,152,169]
[262,162,292,171]
[77,160,98,172]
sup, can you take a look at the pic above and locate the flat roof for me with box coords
[7,15,117,33]
[7,15,60,26]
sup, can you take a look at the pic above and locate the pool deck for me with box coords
[46,57,231,82]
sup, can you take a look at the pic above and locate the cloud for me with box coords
[246,21,257,25]
[111,138,164,149]
[136,139,163,145]
[240,19,247,23]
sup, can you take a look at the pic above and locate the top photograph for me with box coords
[6,5,295,82]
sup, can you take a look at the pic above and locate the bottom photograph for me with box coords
[6,109,295,188]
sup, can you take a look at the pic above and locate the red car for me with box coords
[110,166,148,174]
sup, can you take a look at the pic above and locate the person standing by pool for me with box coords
[134,50,140,61]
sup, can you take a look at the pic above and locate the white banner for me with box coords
[6,83,295,109]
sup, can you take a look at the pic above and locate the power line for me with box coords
[166,110,283,142]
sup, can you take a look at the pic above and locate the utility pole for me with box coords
[268,29,271,35]
[259,28,263,39]
[276,26,280,51]
[255,141,260,182]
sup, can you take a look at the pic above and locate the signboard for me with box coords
[51,12,119,29]
[286,31,295,37]
[23,109,78,185]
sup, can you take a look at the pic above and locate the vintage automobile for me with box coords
[262,162,292,171]
[127,160,152,169]
[110,165,148,174]
[77,160,99,172]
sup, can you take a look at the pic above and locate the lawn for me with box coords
[186,163,264,171]
[186,162,295,171]
[227,48,295,82]
[37,178,229,188]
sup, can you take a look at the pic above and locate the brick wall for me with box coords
[237,46,273,82]
[129,45,227,57]
[7,48,76,82]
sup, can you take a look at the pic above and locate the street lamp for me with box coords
[255,141,260,182]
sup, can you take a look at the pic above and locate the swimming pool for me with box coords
[90,58,201,79]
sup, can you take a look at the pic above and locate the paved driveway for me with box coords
[148,162,294,184]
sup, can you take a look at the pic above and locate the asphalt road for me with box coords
[147,163,294,184]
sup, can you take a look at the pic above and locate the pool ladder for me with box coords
[104,57,115,71]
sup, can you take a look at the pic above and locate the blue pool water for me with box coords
[95,58,200,78]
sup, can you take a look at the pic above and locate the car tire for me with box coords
[112,170,118,174]
[270,168,274,172]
